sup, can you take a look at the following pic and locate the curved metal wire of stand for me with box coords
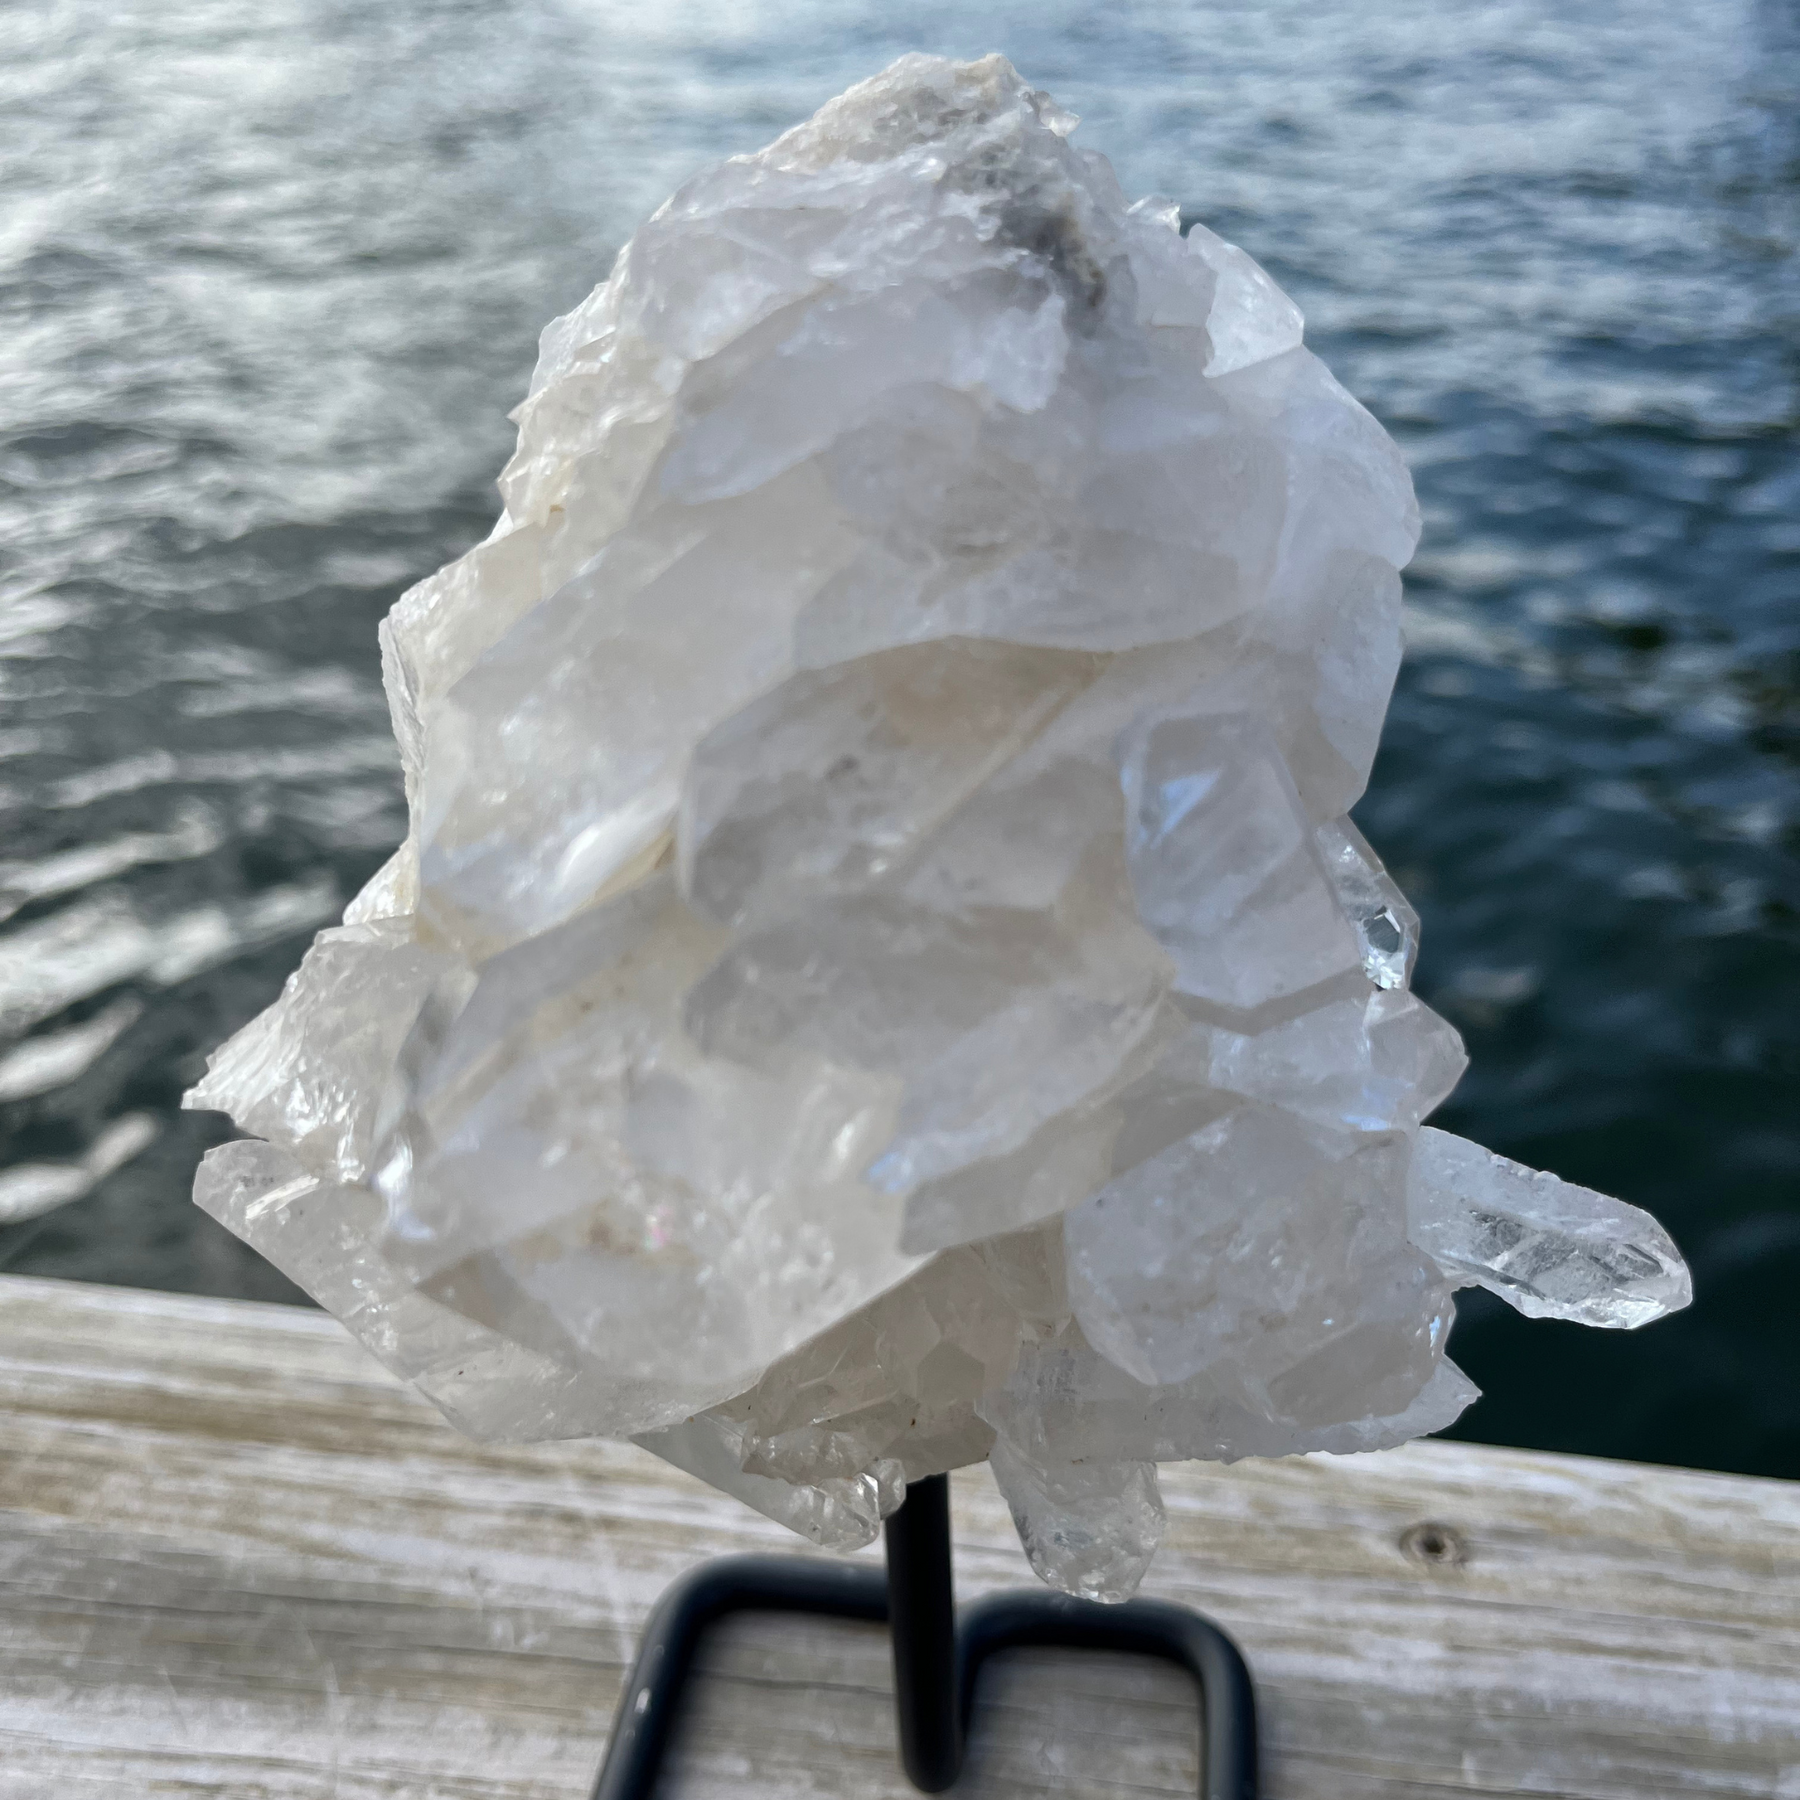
[591,1473,1258,1800]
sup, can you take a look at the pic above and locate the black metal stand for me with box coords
[591,1473,1258,1800]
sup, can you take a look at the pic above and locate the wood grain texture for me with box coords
[0,1273,1792,1799]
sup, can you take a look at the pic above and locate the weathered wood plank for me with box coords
[0,1274,1793,1799]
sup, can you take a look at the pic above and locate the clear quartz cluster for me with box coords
[186,55,1691,1601]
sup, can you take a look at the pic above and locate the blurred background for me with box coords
[0,0,1794,1478]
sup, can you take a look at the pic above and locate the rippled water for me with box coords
[2,0,1794,1475]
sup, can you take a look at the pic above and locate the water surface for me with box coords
[2,0,1795,1475]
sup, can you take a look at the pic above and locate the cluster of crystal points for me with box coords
[187,56,1691,1601]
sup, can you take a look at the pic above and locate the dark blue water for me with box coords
[1,0,1794,1476]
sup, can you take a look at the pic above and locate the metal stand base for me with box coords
[591,1474,1258,1800]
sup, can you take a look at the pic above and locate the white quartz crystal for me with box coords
[1407,1128,1692,1328]
[989,1436,1166,1602]
[185,54,1690,1600]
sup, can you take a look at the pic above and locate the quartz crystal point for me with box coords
[185,54,1691,1600]
[1407,1128,1692,1328]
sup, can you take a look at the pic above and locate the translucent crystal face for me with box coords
[185,53,1691,1599]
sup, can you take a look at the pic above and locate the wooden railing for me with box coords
[0,1273,1792,1797]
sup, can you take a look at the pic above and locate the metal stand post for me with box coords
[591,1474,1258,1800]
